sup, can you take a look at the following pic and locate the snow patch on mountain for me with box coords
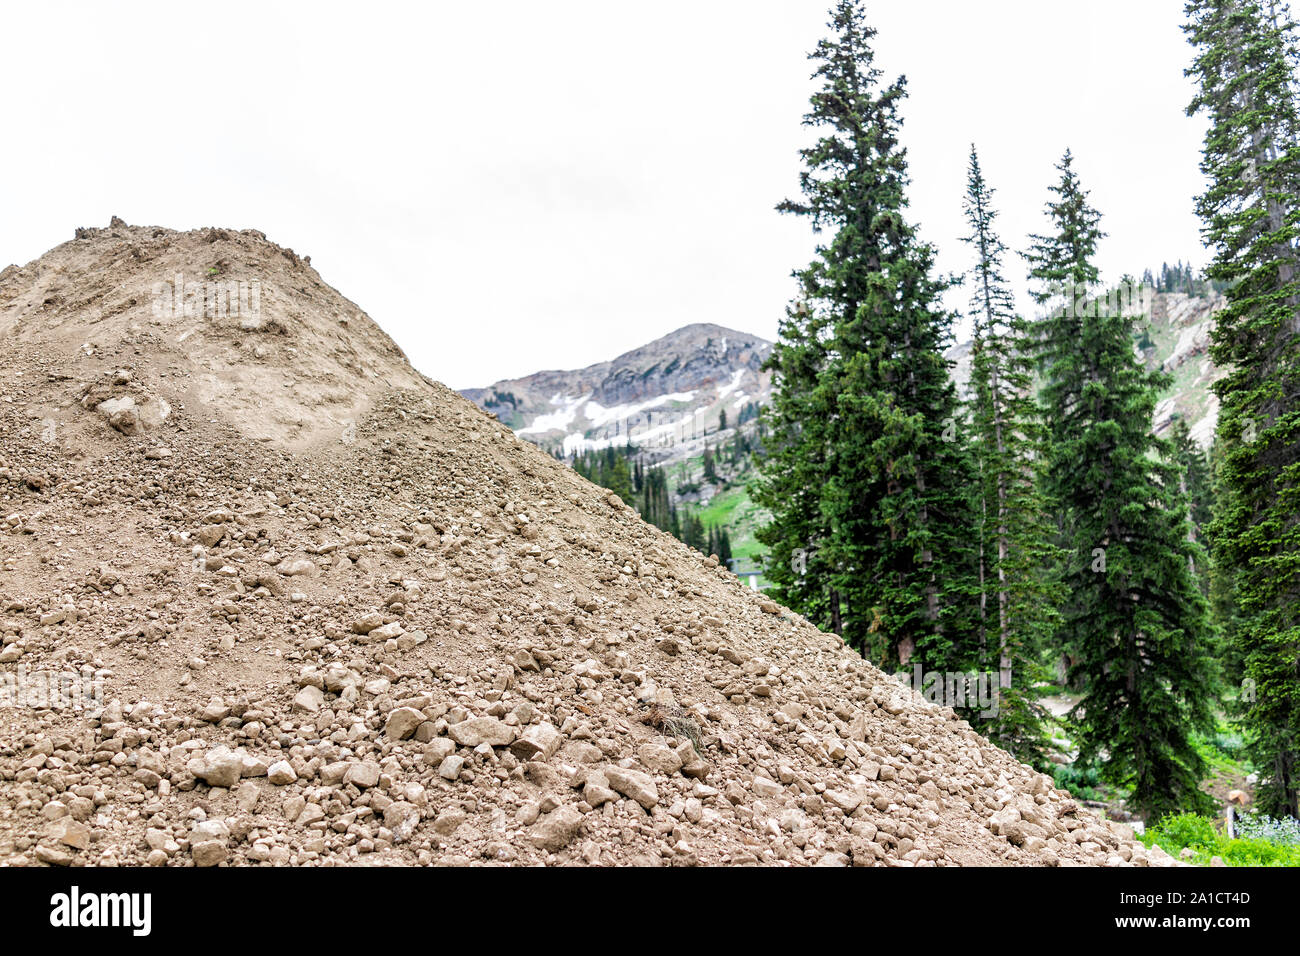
[583,390,698,429]
[518,392,591,435]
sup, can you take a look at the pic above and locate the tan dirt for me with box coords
[0,221,1173,867]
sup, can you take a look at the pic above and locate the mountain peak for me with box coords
[463,323,772,455]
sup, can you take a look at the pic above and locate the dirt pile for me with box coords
[0,222,1172,867]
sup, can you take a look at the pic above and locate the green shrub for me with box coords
[1051,761,1107,802]
[1140,812,1300,867]
[1210,730,1245,755]
[1149,811,1217,849]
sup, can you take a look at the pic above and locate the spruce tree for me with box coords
[961,145,1062,763]
[1170,417,1213,555]
[702,446,718,484]
[1208,438,1247,683]
[1186,0,1300,817]
[755,0,976,666]
[1027,153,1217,818]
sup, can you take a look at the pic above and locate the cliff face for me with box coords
[1147,292,1226,447]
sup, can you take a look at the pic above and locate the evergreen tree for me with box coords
[961,145,1062,763]
[1208,437,1247,684]
[1170,417,1213,554]
[685,513,705,553]
[718,528,733,567]
[637,466,677,534]
[755,0,977,665]
[1187,0,1300,816]
[1027,153,1218,818]
[756,296,838,632]
[571,447,637,513]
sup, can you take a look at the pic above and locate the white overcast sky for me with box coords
[1,1,1208,390]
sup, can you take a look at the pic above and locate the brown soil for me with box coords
[0,221,1175,867]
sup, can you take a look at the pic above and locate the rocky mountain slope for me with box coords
[0,221,1172,867]
[462,324,772,459]
[467,290,1225,463]
[464,291,1224,580]
[1146,292,1226,446]
[944,291,1226,447]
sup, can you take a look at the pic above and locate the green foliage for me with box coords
[1187,0,1300,817]
[1142,260,1227,296]
[1170,417,1213,553]
[571,445,737,566]
[1210,728,1246,756]
[693,483,770,567]
[1148,811,1219,849]
[637,465,678,536]
[960,145,1062,763]
[545,1,1300,826]
[571,446,635,504]
[755,0,978,666]
[1027,152,1218,819]
[1140,812,1300,866]
[1050,760,1108,803]
[1207,438,1246,683]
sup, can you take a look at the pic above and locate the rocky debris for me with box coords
[344,762,382,789]
[638,743,682,775]
[97,395,139,435]
[0,223,1155,869]
[186,747,246,788]
[510,722,562,761]
[293,685,324,713]
[192,841,229,867]
[383,707,425,741]
[604,767,659,810]
[267,760,297,785]
[447,717,514,748]
[46,819,90,851]
[529,805,584,852]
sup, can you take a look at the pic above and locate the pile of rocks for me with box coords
[0,223,1177,867]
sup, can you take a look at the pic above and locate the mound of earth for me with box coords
[0,222,1172,867]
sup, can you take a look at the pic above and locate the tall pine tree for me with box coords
[755,0,976,667]
[1169,417,1213,564]
[1028,153,1217,819]
[1186,0,1300,817]
[962,145,1062,763]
